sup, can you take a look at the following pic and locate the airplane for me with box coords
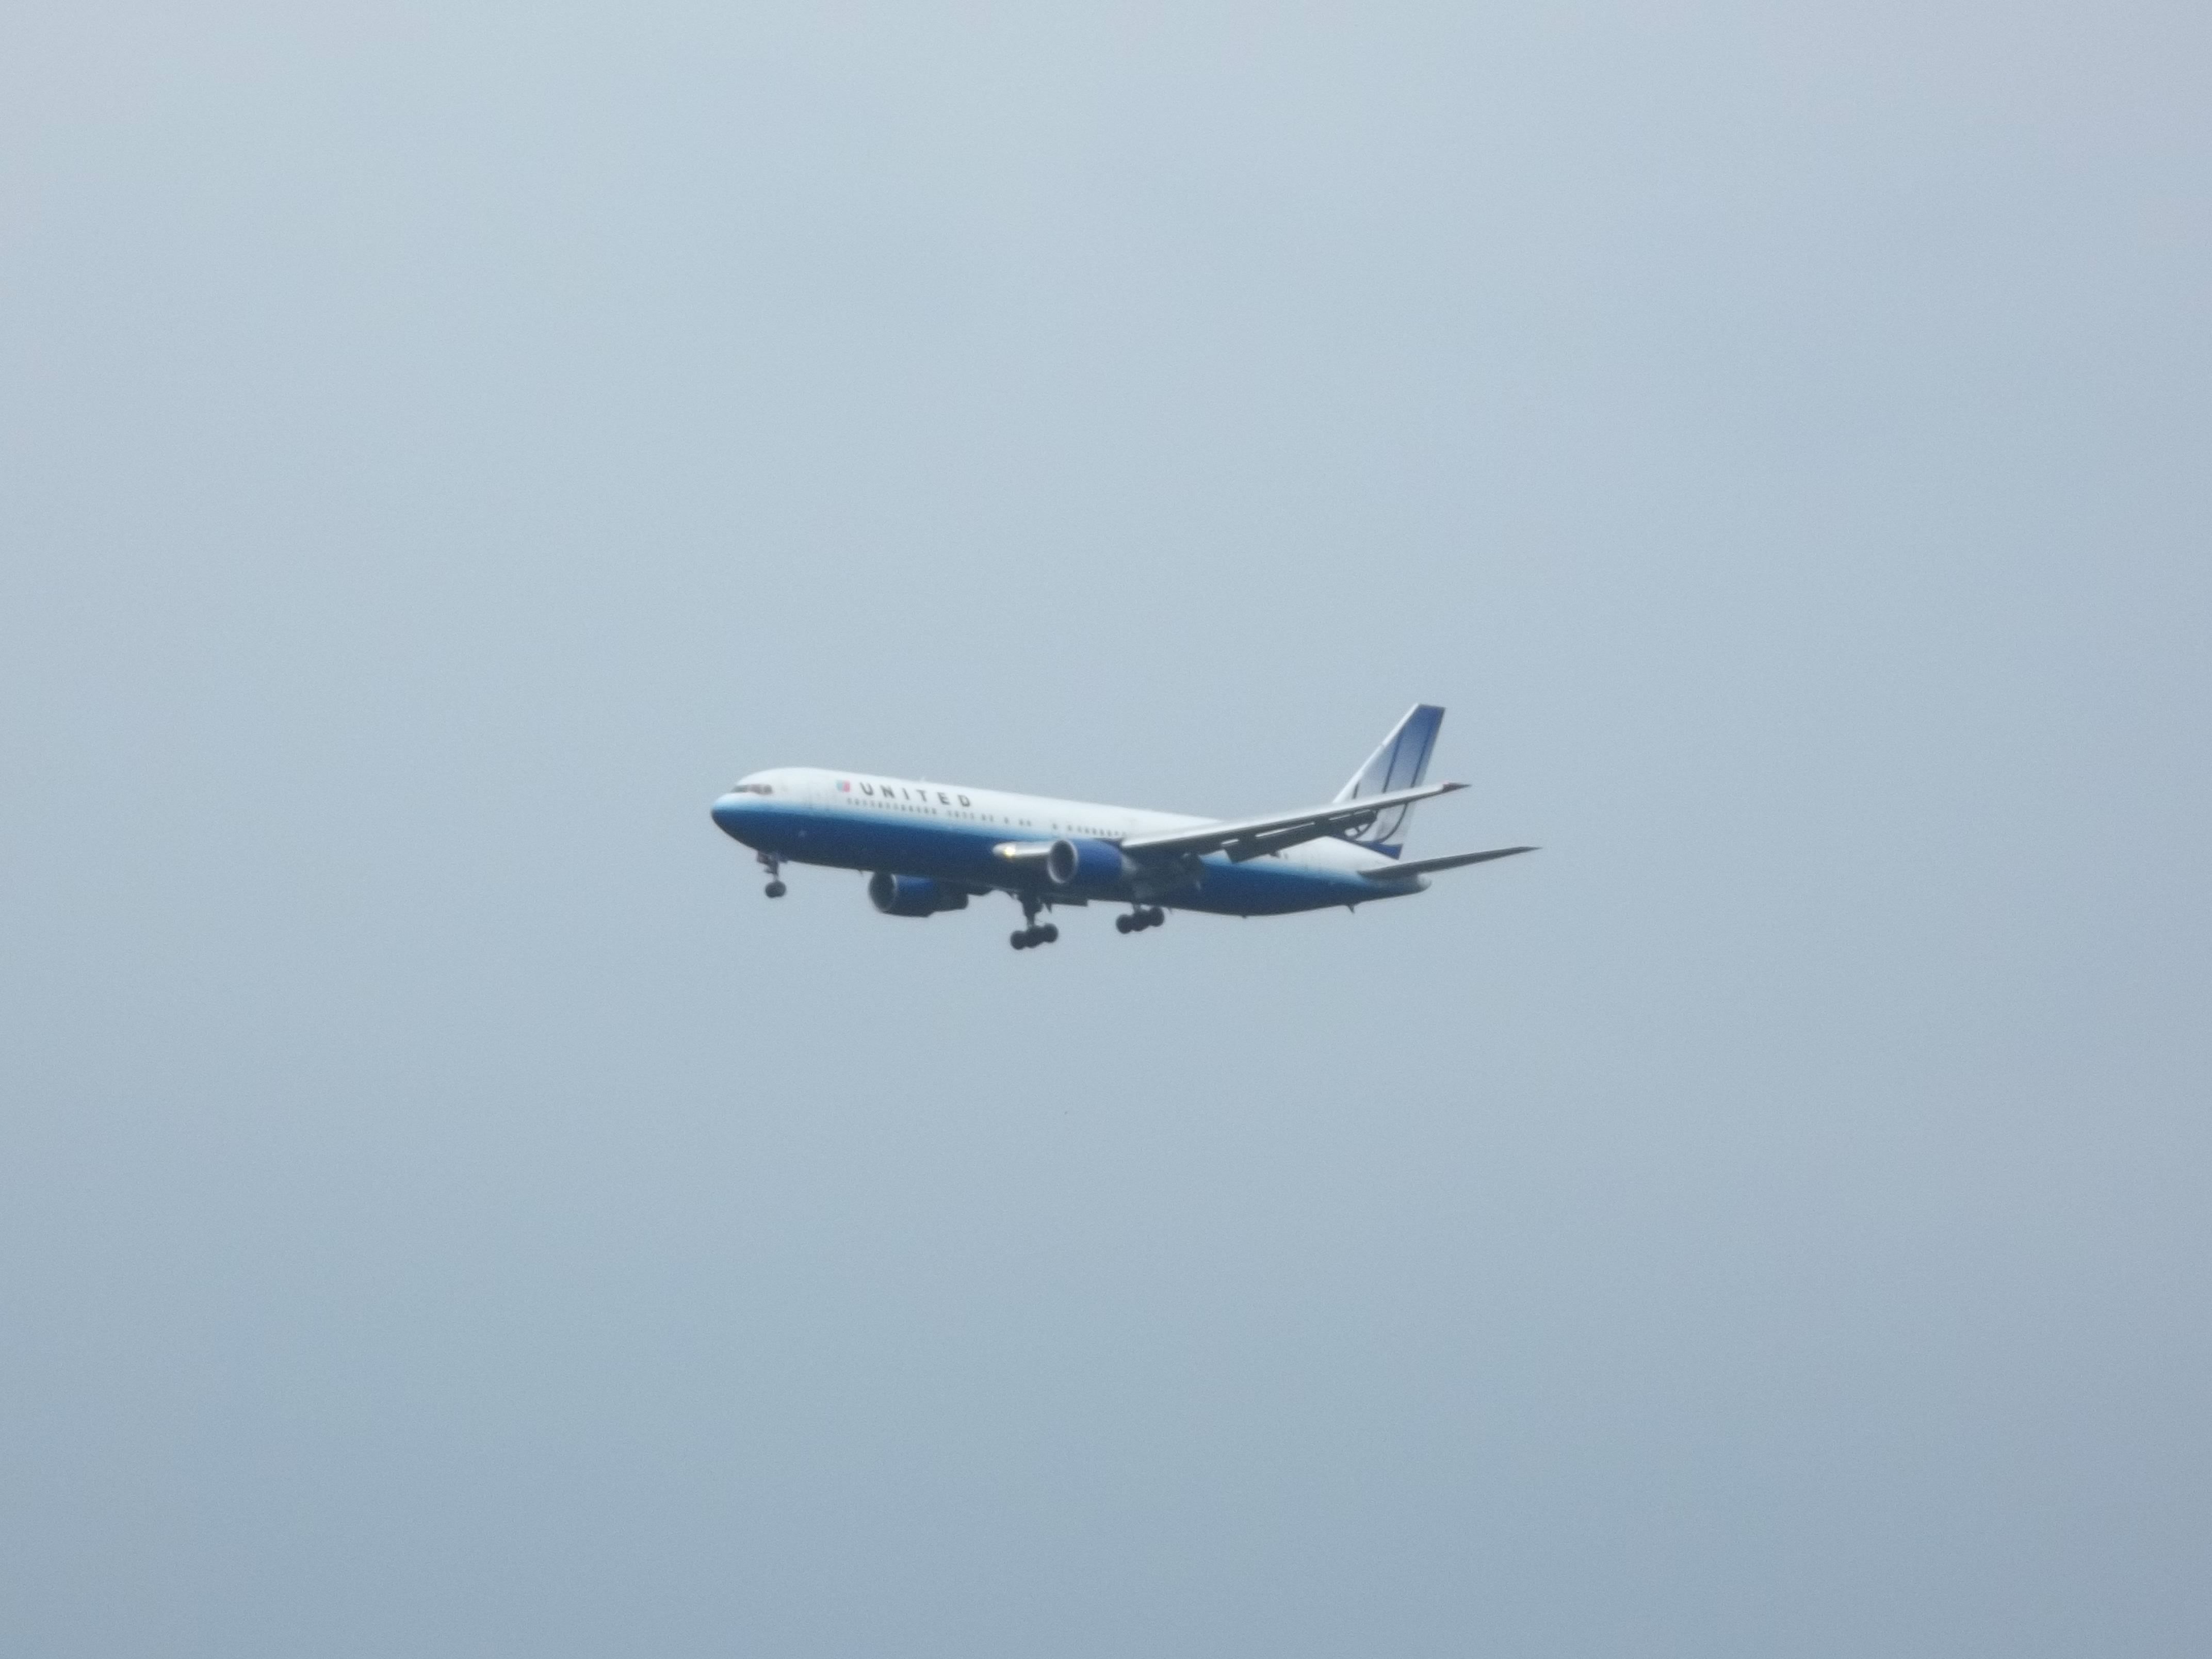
[709,704,1533,950]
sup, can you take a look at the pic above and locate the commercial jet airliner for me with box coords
[710,704,1533,950]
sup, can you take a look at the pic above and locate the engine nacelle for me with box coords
[1045,836,1129,894]
[868,871,970,917]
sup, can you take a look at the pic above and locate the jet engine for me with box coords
[868,871,970,917]
[1044,837,1130,896]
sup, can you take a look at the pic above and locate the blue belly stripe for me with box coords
[734,804,1386,916]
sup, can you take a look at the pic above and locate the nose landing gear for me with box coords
[758,852,786,899]
[1115,906,1166,934]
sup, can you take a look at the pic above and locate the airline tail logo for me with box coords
[1333,704,1445,855]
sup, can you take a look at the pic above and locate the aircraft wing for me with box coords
[1117,781,1466,864]
[1358,845,1537,880]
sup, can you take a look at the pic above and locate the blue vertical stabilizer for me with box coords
[1332,704,1444,855]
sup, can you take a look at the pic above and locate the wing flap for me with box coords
[1119,781,1466,862]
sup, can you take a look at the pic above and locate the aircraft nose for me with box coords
[711,793,752,839]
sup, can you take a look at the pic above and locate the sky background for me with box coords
[4,4,2208,1655]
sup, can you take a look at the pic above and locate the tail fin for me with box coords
[1333,704,1444,856]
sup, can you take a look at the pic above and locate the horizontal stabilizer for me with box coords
[1358,845,1537,881]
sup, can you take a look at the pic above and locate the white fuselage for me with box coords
[711,767,1421,918]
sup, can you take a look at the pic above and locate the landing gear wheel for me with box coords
[1115,914,1133,934]
[1145,906,1164,928]
[1012,892,1057,951]
[765,880,787,899]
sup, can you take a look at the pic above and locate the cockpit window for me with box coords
[729,782,773,795]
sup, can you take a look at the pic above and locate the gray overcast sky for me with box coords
[4,4,2208,1655]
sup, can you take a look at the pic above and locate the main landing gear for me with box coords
[758,851,786,899]
[1010,893,1059,950]
[1116,906,1166,934]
